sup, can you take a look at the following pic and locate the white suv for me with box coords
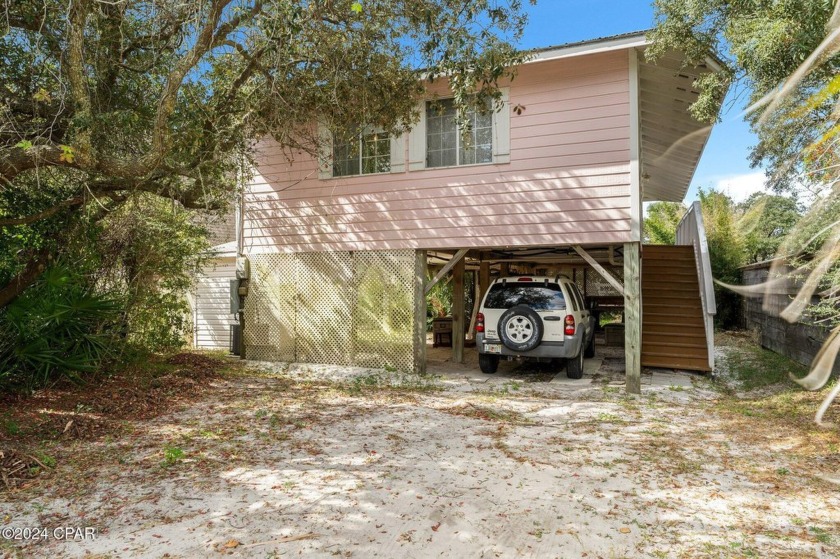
[476,275,596,378]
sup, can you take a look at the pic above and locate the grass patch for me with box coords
[717,332,808,391]
[161,444,185,467]
[340,371,442,396]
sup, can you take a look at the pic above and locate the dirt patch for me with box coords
[2,345,840,558]
[0,352,235,492]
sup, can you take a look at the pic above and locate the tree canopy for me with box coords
[647,0,839,194]
[0,0,531,308]
[737,193,802,264]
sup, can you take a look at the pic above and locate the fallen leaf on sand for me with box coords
[620,527,631,534]
[224,540,240,548]
[432,522,441,532]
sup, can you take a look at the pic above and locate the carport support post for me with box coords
[452,255,465,364]
[624,242,642,394]
[478,261,490,304]
[414,250,427,374]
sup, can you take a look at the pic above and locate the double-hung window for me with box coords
[332,128,391,177]
[425,99,493,168]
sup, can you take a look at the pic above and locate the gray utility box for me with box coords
[230,280,240,314]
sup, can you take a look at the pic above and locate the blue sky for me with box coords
[517,1,767,204]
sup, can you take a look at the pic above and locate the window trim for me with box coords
[407,87,510,172]
[317,123,406,180]
[424,98,494,169]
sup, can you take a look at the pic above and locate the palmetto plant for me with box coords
[0,264,120,391]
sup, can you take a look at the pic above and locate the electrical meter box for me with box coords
[236,257,250,279]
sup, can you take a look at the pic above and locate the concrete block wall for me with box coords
[742,264,839,374]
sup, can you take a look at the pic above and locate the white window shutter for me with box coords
[390,132,406,173]
[407,100,427,171]
[317,120,333,179]
[493,87,511,164]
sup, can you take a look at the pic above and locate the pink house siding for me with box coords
[243,50,632,254]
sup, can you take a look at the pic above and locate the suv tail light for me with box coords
[476,312,485,333]
[564,315,576,335]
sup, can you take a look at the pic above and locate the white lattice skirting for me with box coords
[244,250,419,372]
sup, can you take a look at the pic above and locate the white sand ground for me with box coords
[3,344,838,558]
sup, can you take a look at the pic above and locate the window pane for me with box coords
[426,98,494,167]
[459,145,476,166]
[426,100,458,168]
[361,132,390,174]
[333,138,360,177]
[484,283,566,311]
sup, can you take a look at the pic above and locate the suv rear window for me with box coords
[484,282,566,311]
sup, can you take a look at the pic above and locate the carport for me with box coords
[418,244,640,391]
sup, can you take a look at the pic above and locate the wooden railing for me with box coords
[676,201,716,371]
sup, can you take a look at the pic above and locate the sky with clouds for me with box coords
[518,0,770,204]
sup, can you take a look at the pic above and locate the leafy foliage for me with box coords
[698,189,744,328]
[0,265,120,391]
[737,193,802,264]
[643,201,686,245]
[97,197,211,351]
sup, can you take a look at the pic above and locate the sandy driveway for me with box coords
[3,347,839,558]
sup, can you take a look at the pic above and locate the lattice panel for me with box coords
[583,265,622,297]
[244,250,417,371]
[295,252,354,365]
[353,250,415,371]
[534,265,622,298]
[244,254,296,362]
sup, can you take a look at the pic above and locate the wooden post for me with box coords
[466,271,481,340]
[452,255,465,364]
[624,242,641,394]
[414,250,427,374]
[500,262,510,277]
[478,261,491,304]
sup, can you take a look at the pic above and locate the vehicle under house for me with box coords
[192,31,721,393]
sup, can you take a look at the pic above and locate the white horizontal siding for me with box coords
[194,258,236,350]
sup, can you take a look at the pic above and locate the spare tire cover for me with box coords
[498,305,544,351]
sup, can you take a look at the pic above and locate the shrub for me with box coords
[0,265,121,391]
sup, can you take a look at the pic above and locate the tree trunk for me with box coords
[0,248,52,309]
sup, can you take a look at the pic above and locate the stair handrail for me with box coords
[675,200,716,371]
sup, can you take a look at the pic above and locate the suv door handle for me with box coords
[543,316,562,321]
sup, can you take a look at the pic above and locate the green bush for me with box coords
[699,189,745,328]
[0,265,121,391]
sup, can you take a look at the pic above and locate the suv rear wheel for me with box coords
[566,347,584,379]
[479,354,500,374]
[583,334,595,358]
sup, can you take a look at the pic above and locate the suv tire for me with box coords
[583,333,595,358]
[479,354,500,374]
[566,347,584,379]
[498,305,544,352]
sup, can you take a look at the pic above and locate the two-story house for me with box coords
[210,31,721,392]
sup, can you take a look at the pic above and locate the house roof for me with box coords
[527,31,650,62]
[525,31,725,204]
[209,240,237,258]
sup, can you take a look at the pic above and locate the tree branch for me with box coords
[0,145,79,181]
[0,196,85,227]
[0,246,52,309]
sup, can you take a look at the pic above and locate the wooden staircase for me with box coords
[642,245,711,372]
